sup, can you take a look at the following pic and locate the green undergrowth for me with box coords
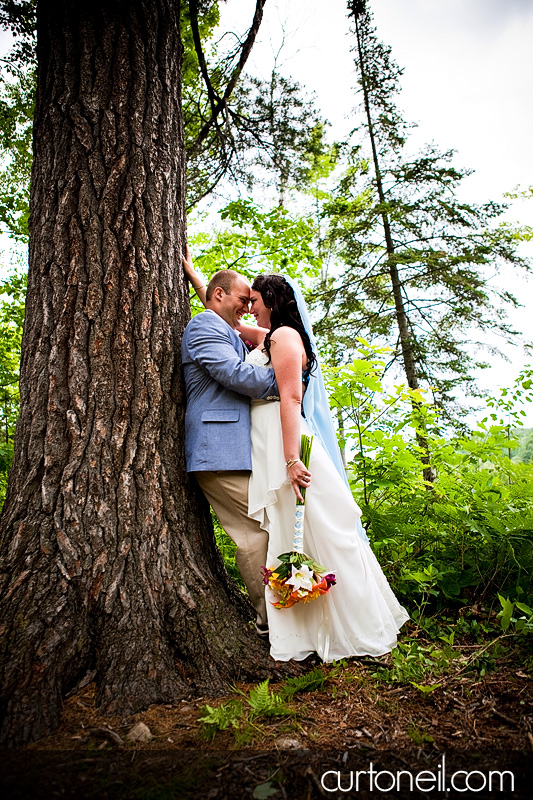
[212,511,246,592]
[197,607,533,745]
[198,668,329,745]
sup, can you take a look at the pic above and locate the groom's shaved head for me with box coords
[206,269,251,329]
[206,269,241,301]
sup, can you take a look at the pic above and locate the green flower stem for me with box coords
[298,434,313,505]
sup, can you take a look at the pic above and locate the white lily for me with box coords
[286,563,314,592]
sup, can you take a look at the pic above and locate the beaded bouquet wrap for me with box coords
[261,435,336,608]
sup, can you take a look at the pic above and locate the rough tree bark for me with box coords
[0,0,272,747]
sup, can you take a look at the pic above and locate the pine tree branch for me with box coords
[187,0,221,120]
[188,0,267,157]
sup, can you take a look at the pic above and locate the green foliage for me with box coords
[410,681,441,696]
[0,269,25,508]
[324,342,533,614]
[198,680,292,743]
[190,199,321,280]
[485,366,533,429]
[237,679,288,719]
[371,637,459,685]
[211,510,245,591]
[497,596,533,633]
[0,62,34,241]
[198,700,243,740]
[186,198,321,317]
[503,185,533,242]
[280,667,328,699]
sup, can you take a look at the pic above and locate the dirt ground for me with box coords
[2,632,531,799]
[23,658,533,753]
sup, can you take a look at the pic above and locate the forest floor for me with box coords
[3,619,533,798]
[25,640,533,754]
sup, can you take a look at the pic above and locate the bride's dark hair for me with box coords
[251,274,316,375]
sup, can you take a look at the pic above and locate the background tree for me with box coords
[184,29,330,211]
[237,71,326,209]
[0,0,277,747]
[314,0,529,417]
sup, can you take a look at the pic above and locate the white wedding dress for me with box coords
[246,348,409,662]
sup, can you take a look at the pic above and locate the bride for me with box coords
[184,253,408,662]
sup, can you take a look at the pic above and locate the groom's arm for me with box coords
[185,315,278,399]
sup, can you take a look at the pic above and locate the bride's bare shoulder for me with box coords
[269,326,305,350]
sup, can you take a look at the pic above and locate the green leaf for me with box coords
[253,782,279,799]
[498,595,514,632]
[411,682,442,695]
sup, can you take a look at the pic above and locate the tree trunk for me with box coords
[354,11,434,483]
[0,0,271,747]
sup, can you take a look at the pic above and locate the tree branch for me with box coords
[187,0,221,120]
[188,0,267,156]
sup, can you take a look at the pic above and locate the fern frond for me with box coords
[240,679,289,718]
[280,667,328,698]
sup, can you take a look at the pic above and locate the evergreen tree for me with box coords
[316,0,529,416]
[237,72,326,208]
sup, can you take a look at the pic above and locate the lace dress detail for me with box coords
[245,348,408,662]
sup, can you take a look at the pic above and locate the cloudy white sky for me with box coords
[219,0,533,202]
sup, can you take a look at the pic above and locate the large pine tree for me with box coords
[0,0,273,747]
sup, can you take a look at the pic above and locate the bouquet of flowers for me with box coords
[261,434,336,609]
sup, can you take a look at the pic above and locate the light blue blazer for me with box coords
[181,310,278,472]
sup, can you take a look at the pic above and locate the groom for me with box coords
[181,268,278,633]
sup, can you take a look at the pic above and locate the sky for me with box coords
[216,0,533,422]
[1,0,532,420]
[217,0,533,202]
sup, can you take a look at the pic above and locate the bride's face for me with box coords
[250,290,271,328]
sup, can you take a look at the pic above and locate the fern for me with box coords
[198,680,294,743]
[280,668,327,699]
[198,700,243,740]
[236,679,289,719]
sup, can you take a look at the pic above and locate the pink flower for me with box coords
[260,566,272,585]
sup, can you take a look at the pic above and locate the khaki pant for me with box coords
[194,470,268,627]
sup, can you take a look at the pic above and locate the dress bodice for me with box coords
[245,348,270,368]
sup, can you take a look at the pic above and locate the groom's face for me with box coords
[215,276,251,329]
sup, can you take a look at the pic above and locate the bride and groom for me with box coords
[182,249,408,662]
